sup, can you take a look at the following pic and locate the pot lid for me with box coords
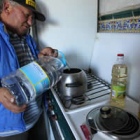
[86,106,129,132]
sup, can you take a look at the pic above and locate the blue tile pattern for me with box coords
[98,16,140,32]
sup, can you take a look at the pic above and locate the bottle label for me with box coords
[19,61,50,95]
[111,85,126,100]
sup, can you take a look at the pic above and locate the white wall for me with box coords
[35,0,140,102]
[90,33,140,102]
[36,0,97,70]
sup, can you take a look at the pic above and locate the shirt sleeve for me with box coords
[29,35,40,58]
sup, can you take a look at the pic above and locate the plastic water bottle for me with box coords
[1,52,66,106]
[110,54,127,108]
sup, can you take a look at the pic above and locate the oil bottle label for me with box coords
[111,85,126,100]
[19,61,50,95]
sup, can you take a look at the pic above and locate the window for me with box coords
[98,0,140,33]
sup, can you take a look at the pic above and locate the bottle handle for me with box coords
[55,51,66,66]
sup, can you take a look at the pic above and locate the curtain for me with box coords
[99,0,140,16]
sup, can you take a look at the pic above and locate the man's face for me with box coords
[6,4,35,35]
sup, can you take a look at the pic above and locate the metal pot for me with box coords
[57,68,87,98]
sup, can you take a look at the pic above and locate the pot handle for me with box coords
[80,125,92,140]
[66,82,83,87]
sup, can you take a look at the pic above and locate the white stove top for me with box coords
[51,73,140,140]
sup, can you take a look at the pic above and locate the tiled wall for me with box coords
[98,16,140,33]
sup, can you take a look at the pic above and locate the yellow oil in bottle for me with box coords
[110,57,127,109]
[139,107,140,120]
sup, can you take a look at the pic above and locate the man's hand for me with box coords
[0,88,27,113]
[38,47,58,58]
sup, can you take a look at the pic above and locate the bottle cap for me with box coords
[117,54,124,56]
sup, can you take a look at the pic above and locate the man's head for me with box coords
[0,0,45,35]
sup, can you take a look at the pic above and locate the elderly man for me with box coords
[0,0,57,139]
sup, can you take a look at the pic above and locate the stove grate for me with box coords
[55,71,111,109]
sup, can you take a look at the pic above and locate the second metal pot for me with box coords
[57,68,87,98]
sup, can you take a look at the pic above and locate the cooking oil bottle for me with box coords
[138,97,140,119]
[110,54,127,108]
[139,103,140,119]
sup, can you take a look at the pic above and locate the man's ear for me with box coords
[3,1,12,15]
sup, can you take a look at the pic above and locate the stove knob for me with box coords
[52,115,58,120]
[47,99,51,104]
[48,105,54,111]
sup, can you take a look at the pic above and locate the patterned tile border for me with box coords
[98,16,140,33]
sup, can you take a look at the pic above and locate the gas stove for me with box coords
[49,71,140,140]
[55,72,111,110]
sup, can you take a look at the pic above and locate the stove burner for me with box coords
[71,96,85,105]
[60,96,85,108]
[113,113,139,135]
[90,112,140,139]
